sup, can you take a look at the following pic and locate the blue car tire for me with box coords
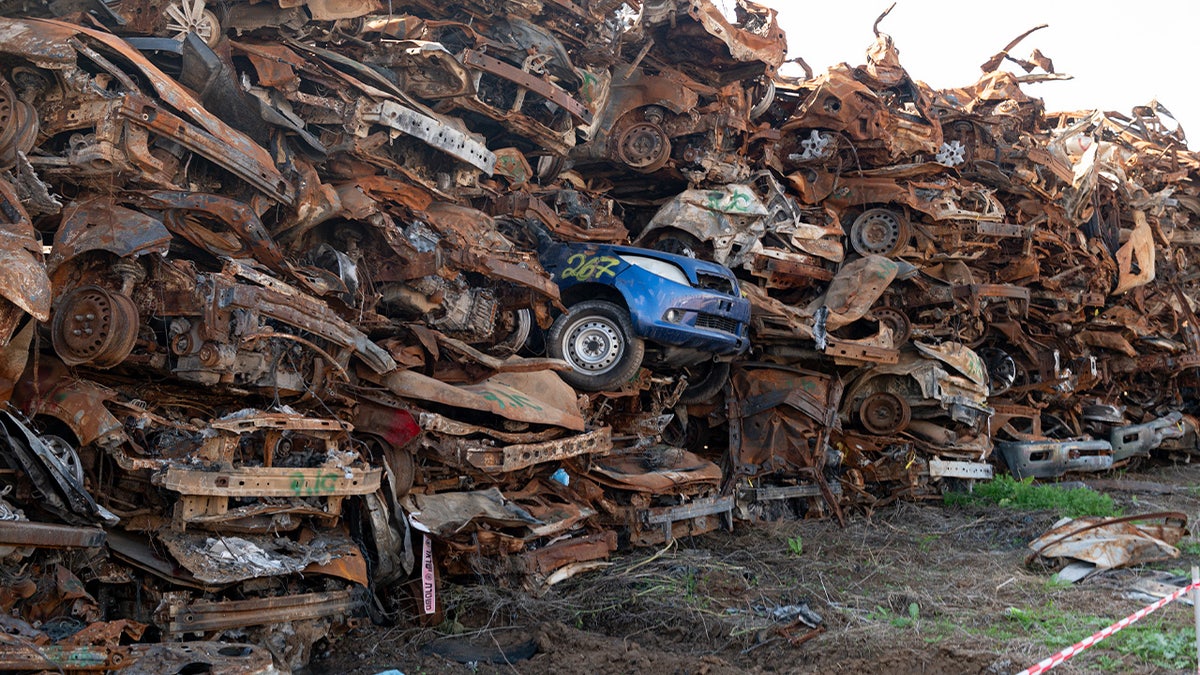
[548,300,645,391]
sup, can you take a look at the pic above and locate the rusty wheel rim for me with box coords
[51,285,139,368]
[850,208,907,256]
[859,391,911,435]
[871,307,911,347]
[616,121,670,172]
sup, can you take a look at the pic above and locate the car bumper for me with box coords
[615,269,750,355]
[1110,412,1184,461]
[996,439,1113,479]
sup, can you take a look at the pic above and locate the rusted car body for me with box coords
[0,0,1199,671]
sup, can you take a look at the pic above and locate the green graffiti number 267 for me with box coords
[561,253,620,282]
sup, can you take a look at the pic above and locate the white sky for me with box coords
[755,1,1199,146]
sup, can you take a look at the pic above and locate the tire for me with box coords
[678,360,731,405]
[547,300,645,391]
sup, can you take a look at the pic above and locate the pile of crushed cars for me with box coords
[0,0,1198,670]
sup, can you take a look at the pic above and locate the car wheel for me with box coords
[547,300,645,391]
[678,360,731,405]
[858,391,911,435]
[848,207,908,257]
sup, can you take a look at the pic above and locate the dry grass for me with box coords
[319,462,1200,674]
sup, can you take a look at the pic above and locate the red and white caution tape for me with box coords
[1016,580,1200,675]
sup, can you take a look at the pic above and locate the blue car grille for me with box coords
[696,313,741,335]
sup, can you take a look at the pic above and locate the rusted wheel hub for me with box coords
[849,208,907,256]
[51,285,139,369]
[859,391,911,435]
[616,121,671,172]
[870,306,911,347]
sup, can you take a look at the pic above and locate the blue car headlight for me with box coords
[617,255,691,287]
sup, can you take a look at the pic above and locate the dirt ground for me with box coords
[307,461,1200,675]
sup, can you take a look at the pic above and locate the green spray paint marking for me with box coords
[290,470,341,496]
[561,253,620,282]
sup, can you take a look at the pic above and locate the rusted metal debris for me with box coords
[1027,512,1189,581]
[0,0,1196,670]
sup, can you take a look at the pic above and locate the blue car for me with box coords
[536,234,750,400]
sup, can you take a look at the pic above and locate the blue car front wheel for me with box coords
[548,300,645,392]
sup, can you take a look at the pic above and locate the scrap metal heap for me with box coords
[0,0,1198,670]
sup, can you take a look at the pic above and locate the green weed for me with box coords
[921,619,957,644]
[786,535,803,556]
[1042,575,1073,592]
[943,475,1118,518]
[981,622,1021,641]
[867,603,920,629]
[998,603,1195,670]
[1114,628,1194,669]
